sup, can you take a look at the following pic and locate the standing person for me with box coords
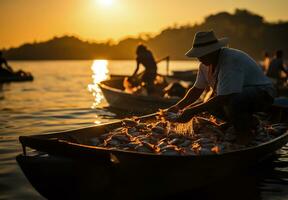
[267,50,288,89]
[131,44,158,94]
[166,31,276,144]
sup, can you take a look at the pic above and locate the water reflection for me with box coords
[87,60,110,123]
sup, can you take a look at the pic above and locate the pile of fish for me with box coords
[90,113,287,155]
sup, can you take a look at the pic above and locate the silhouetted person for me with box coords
[267,50,288,88]
[166,31,275,144]
[132,44,158,94]
[0,51,30,77]
[0,51,14,76]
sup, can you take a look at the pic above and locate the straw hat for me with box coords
[185,31,229,58]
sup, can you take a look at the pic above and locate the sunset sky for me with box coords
[1,0,288,48]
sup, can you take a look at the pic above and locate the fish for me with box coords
[90,114,287,155]
[122,119,139,127]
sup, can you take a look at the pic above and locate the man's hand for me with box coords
[174,108,196,123]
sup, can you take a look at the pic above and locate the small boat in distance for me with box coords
[0,73,33,83]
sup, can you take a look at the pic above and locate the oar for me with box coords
[156,56,170,76]
[166,56,170,76]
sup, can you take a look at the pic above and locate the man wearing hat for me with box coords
[167,31,276,143]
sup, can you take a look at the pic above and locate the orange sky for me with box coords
[1,0,288,48]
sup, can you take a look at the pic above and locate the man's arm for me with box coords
[176,94,231,123]
[167,86,204,112]
[132,61,140,77]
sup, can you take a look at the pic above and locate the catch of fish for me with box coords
[90,111,287,156]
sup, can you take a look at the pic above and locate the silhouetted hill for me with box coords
[2,9,288,60]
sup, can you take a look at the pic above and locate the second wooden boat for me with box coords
[99,75,180,113]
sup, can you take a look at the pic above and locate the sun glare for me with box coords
[90,59,109,83]
[98,0,114,6]
[88,60,110,108]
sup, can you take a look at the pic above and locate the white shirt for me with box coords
[194,48,275,96]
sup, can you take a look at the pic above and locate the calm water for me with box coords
[0,60,287,199]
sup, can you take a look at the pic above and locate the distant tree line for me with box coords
[2,9,288,61]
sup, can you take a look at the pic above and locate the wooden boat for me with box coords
[99,75,180,113]
[16,103,288,199]
[0,73,33,83]
[111,71,198,82]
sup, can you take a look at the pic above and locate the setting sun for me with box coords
[98,0,114,7]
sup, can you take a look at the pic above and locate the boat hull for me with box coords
[16,103,288,199]
[99,76,179,113]
[0,74,33,83]
[16,143,284,200]
[16,154,113,199]
[172,70,198,81]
